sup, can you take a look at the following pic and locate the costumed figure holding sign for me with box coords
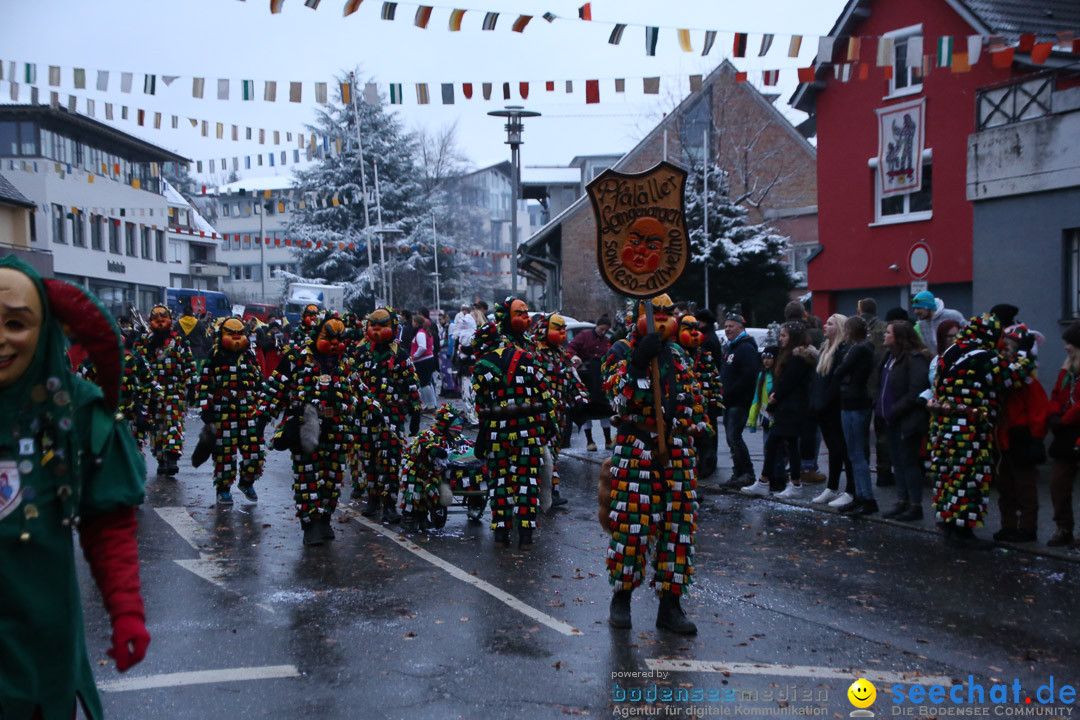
[588,162,709,635]
[0,257,150,720]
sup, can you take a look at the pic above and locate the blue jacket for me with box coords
[721,333,761,408]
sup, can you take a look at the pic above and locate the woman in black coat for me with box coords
[811,314,855,505]
[741,321,816,497]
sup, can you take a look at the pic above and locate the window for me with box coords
[125,223,137,256]
[243,265,253,281]
[680,92,713,164]
[108,220,120,253]
[169,240,183,263]
[141,227,152,259]
[242,235,251,250]
[0,121,38,157]
[156,230,166,262]
[231,265,243,281]
[1068,229,1080,320]
[886,25,924,98]
[90,215,103,250]
[221,203,231,217]
[52,204,65,244]
[873,158,932,225]
[71,212,86,247]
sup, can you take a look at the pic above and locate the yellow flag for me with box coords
[678,29,692,52]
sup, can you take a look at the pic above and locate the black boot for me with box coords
[609,590,632,629]
[881,501,909,519]
[302,519,324,546]
[381,501,401,524]
[166,453,181,476]
[584,429,597,452]
[401,511,420,533]
[518,526,533,551]
[602,427,613,450]
[852,499,879,516]
[493,527,510,548]
[361,497,379,517]
[551,490,569,508]
[429,505,448,529]
[656,593,697,635]
[320,514,336,540]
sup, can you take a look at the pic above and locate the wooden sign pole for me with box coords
[643,300,668,465]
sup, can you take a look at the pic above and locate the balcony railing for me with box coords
[976,72,1054,130]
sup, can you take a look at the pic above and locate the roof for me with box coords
[790,0,1080,112]
[162,180,218,237]
[521,166,582,185]
[0,171,34,209]
[213,175,297,194]
[0,104,189,164]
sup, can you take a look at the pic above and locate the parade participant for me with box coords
[0,257,150,720]
[255,314,288,379]
[567,316,614,451]
[529,312,589,507]
[676,314,722,479]
[289,303,322,347]
[1047,322,1080,547]
[928,314,1033,549]
[471,296,557,550]
[257,313,388,545]
[134,304,196,476]
[351,307,420,522]
[603,293,709,635]
[193,317,266,505]
[399,404,467,532]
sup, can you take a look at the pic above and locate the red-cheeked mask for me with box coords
[220,318,248,352]
[546,314,567,347]
[635,295,677,341]
[365,309,394,345]
[316,319,347,356]
[678,315,703,350]
[302,304,321,329]
[509,299,530,334]
[149,305,172,332]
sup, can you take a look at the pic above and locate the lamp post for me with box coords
[374,227,404,307]
[487,106,540,296]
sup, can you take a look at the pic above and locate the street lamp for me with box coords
[487,106,540,296]
[373,227,404,307]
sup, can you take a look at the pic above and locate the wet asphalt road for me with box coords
[79,418,1080,719]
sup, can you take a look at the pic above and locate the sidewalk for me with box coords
[556,420,1080,564]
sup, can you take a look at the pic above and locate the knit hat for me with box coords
[1063,321,1080,348]
[761,345,778,359]
[725,312,746,327]
[990,304,1020,327]
[911,291,936,310]
[885,307,911,323]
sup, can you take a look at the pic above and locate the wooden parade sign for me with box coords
[586,161,689,299]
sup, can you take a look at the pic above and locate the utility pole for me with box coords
[373,159,391,307]
[349,71,376,295]
[258,195,266,301]
[703,128,709,312]
[431,212,441,313]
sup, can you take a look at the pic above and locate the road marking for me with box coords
[98,664,300,692]
[645,659,953,686]
[349,512,583,637]
[153,506,205,551]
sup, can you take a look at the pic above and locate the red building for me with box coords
[792,0,1080,319]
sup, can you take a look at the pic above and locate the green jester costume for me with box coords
[0,257,149,720]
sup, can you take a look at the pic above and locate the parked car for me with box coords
[242,303,281,323]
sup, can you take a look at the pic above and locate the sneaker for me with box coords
[740,481,771,497]
[775,482,803,499]
[811,488,839,504]
[216,489,233,506]
[586,442,598,452]
[237,483,258,502]
[1047,529,1074,547]
[827,492,854,508]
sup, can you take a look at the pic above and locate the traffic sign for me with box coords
[908,241,931,279]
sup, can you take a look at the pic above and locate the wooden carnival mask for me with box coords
[509,299,530,334]
[149,305,172,332]
[546,314,567,347]
[365,308,394,345]
[316,318,347,356]
[678,315,704,350]
[220,317,249,352]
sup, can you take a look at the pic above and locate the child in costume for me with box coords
[603,294,710,635]
[193,317,267,505]
[257,314,387,546]
[133,304,196,476]
[351,307,420,522]
[528,312,588,507]
[927,313,1034,549]
[399,404,469,532]
[0,257,149,720]
[471,297,557,550]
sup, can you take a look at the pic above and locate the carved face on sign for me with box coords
[621,217,665,276]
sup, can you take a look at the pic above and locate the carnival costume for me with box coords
[677,314,723,443]
[0,256,149,720]
[193,317,267,505]
[528,312,588,505]
[257,314,387,546]
[79,346,160,451]
[928,314,1033,546]
[471,297,557,550]
[352,307,421,522]
[603,295,709,634]
[399,404,469,531]
[133,304,196,476]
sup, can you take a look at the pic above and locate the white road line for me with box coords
[98,664,300,693]
[645,659,953,686]
[153,506,206,551]
[349,512,583,637]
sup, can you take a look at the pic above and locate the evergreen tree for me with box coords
[671,159,795,325]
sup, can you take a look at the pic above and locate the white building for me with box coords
[163,181,227,292]
[0,104,192,318]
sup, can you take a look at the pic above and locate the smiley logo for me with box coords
[848,678,877,709]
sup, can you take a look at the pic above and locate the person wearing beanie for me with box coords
[720,311,762,487]
[1045,321,1080,547]
[911,291,966,356]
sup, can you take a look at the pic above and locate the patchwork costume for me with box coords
[0,257,149,720]
[193,317,266,504]
[133,305,196,476]
[399,405,470,531]
[471,297,557,550]
[79,347,160,451]
[927,314,1033,545]
[351,308,421,522]
[677,315,723,460]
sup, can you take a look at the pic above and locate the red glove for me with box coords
[108,614,150,672]
[79,507,150,672]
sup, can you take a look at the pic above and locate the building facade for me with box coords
[164,181,227,293]
[0,104,189,318]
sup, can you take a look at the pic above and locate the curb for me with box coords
[558,449,1080,565]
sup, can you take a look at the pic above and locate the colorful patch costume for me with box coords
[678,315,724,422]
[194,317,266,502]
[257,314,387,545]
[472,297,557,549]
[603,296,710,635]
[928,314,1033,533]
[528,312,589,500]
[399,405,470,531]
[351,307,421,520]
[78,347,161,451]
[133,304,197,475]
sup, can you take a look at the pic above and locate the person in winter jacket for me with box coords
[993,324,1047,543]
[748,346,785,482]
[911,291,967,356]
[834,317,876,512]
[810,314,855,505]
[1045,322,1080,547]
[567,317,614,451]
[721,312,762,487]
[742,322,815,498]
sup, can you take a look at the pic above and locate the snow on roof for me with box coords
[162,180,219,238]
[520,166,582,185]
[214,175,297,194]
[162,179,187,206]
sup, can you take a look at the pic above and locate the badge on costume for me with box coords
[318,374,331,385]
[19,438,34,455]
[0,460,24,522]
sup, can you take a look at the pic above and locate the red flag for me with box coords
[797,66,815,82]
[884,65,894,80]
[546,81,555,91]
[519,82,529,99]
[585,79,599,104]
[1031,42,1053,64]
[1018,33,1036,52]
[462,83,473,99]
[991,47,1015,68]
[577,3,591,20]
[858,62,869,80]
[733,33,748,57]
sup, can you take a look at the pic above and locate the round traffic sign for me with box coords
[908,242,931,279]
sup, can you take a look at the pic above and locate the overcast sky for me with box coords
[2,0,848,180]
